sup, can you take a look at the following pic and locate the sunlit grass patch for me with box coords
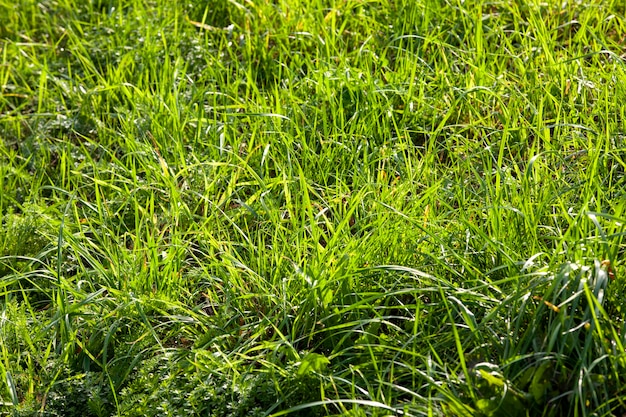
[1,0,625,415]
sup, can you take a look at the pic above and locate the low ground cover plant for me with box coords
[1,0,625,415]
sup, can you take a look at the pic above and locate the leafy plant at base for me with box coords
[118,353,326,417]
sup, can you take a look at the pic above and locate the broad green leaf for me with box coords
[297,353,330,376]
[530,361,553,403]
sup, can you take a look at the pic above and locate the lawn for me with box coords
[1,0,625,415]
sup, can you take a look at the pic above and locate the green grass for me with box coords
[1,0,625,415]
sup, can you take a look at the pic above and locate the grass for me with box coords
[1,0,625,415]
